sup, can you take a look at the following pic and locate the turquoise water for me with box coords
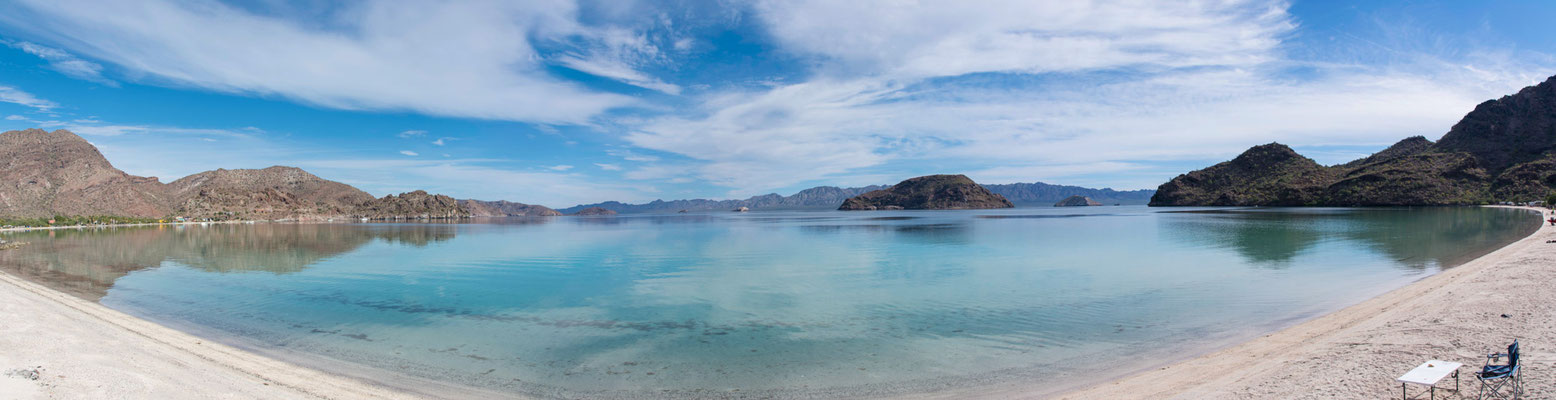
[0,206,1539,398]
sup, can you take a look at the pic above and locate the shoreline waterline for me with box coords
[0,206,1545,399]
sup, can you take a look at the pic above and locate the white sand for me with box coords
[1,207,1549,399]
[0,270,512,399]
[1061,207,1554,399]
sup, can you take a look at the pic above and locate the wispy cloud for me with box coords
[399,150,419,156]
[0,84,58,110]
[594,163,622,171]
[62,123,255,138]
[546,164,574,171]
[0,0,646,124]
[398,130,427,138]
[605,148,660,162]
[4,40,116,86]
[558,55,680,94]
[431,137,456,146]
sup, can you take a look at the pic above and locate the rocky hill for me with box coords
[167,166,375,220]
[1054,195,1102,206]
[1150,143,1338,206]
[1152,74,1556,206]
[0,129,171,218]
[458,199,561,217]
[354,190,470,220]
[839,174,1013,210]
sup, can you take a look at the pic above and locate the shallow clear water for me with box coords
[0,206,1539,398]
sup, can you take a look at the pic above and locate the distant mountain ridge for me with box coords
[983,182,1154,206]
[1152,74,1556,206]
[558,185,890,214]
[561,181,1153,214]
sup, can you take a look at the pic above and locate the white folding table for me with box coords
[1397,360,1462,400]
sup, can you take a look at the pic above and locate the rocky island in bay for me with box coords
[1053,195,1102,207]
[838,174,1014,210]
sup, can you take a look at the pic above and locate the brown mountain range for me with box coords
[1152,74,1556,206]
[0,128,556,220]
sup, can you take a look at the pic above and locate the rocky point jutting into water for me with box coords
[839,174,1014,210]
[1151,74,1556,206]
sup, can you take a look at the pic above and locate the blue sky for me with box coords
[0,0,1553,208]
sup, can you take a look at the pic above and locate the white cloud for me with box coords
[399,150,418,156]
[558,55,681,94]
[59,123,253,138]
[431,137,456,146]
[398,130,427,138]
[5,115,29,121]
[619,1,1556,195]
[606,148,660,162]
[546,164,574,171]
[594,163,622,171]
[5,40,116,86]
[0,0,646,124]
[751,0,1291,80]
[0,84,58,110]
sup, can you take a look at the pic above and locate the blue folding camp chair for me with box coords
[1476,340,1521,399]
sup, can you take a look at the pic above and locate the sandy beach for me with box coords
[1062,206,1554,399]
[0,207,1550,399]
[0,262,506,400]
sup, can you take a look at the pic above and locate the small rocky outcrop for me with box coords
[1053,195,1102,207]
[458,199,562,217]
[571,207,617,216]
[838,174,1014,210]
[353,190,470,220]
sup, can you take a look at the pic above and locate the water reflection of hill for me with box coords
[1160,208,1537,269]
[0,223,456,300]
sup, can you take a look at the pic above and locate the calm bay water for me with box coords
[0,206,1539,398]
